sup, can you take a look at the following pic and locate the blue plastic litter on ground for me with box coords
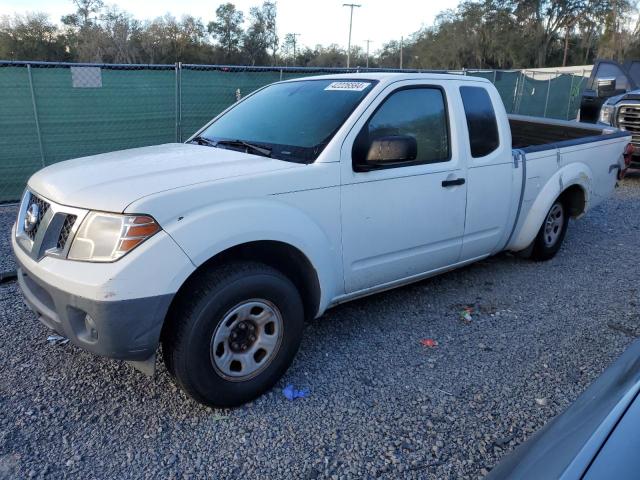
[283,384,309,400]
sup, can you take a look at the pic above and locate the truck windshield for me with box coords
[197,79,376,163]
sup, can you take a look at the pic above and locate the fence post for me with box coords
[512,71,521,114]
[531,70,535,114]
[279,68,283,81]
[175,62,182,142]
[27,64,45,168]
[543,71,554,118]
[566,73,576,120]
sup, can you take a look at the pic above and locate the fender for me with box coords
[160,197,342,314]
[509,161,592,251]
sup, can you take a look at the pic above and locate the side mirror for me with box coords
[596,78,617,98]
[354,135,417,171]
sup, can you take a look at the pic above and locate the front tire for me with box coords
[162,262,304,407]
[530,199,569,261]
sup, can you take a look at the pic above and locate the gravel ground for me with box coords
[1,179,639,479]
[0,205,16,274]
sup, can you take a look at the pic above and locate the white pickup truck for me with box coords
[11,73,632,407]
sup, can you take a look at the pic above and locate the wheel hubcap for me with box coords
[211,299,283,380]
[543,203,564,247]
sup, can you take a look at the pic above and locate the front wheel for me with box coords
[162,262,304,407]
[530,199,569,261]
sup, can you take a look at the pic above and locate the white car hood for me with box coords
[28,143,301,212]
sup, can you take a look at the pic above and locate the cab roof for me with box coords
[280,72,492,86]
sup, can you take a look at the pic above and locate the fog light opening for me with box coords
[84,314,98,341]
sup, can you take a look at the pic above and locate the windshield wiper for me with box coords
[189,135,216,147]
[214,139,272,158]
[189,136,272,158]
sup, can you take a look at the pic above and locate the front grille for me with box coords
[617,105,640,146]
[57,214,77,250]
[25,195,50,241]
[16,191,87,261]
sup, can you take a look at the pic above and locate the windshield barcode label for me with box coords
[325,81,371,91]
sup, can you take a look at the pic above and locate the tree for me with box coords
[281,33,297,64]
[243,4,269,65]
[99,6,141,63]
[61,0,106,61]
[597,0,636,61]
[2,0,639,69]
[240,2,279,66]
[511,0,589,67]
[207,3,244,60]
[262,2,279,65]
[62,0,104,27]
[0,13,68,61]
[307,44,347,67]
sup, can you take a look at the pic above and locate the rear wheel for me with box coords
[530,199,569,261]
[162,261,304,407]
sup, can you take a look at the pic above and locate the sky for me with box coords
[0,0,461,51]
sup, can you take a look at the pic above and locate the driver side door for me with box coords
[340,82,468,293]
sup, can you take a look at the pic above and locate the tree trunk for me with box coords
[539,32,555,68]
[562,27,570,67]
[583,28,593,64]
[537,45,546,68]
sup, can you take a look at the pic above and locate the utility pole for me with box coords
[364,39,372,69]
[291,33,301,64]
[400,36,403,69]
[343,3,361,68]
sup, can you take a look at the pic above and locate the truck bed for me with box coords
[504,114,631,254]
[509,114,620,150]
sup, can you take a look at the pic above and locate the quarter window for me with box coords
[353,87,450,168]
[460,86,500,158]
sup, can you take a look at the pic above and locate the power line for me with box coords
[343,3,361,69]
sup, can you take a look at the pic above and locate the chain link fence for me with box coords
[0,61,590,203]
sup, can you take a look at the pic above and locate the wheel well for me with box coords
[559,185,586,218]
[172,241,321,322]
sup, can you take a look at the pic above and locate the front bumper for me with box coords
[16,259,173,361]
[11,219,195,362]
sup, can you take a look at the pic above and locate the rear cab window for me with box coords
[460,86,500,158]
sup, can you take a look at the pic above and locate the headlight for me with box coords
[68,212,160,262]
[599,104,615,125]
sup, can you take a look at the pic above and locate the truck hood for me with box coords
[28,143,301,212]
[609,90,640,105]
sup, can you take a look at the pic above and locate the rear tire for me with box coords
[530,199,569,261]
[162,261,304,408]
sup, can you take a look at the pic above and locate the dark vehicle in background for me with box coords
[579,59,640,123]
[487,340,640,479]
[580,59,640,167]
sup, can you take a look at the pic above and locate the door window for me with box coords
[626,61,640,87]
[353,87,450,168]
[590,63,630,91]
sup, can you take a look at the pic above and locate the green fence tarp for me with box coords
[0,63,588,202]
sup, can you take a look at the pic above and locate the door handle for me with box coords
[441,178,465,187]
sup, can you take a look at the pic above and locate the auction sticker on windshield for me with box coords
[324,81,371,91]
